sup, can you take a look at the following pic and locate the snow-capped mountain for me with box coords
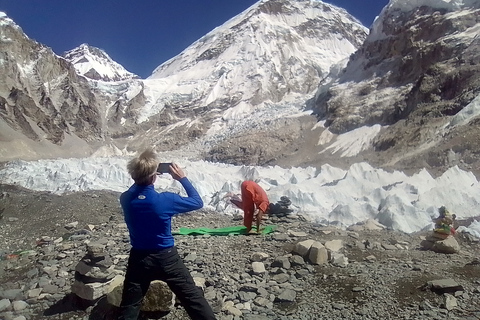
[64,43,139,82]
[0,0,479,180]
[101,0,368,160]
[146,0,366,114]
[0,0,368,162]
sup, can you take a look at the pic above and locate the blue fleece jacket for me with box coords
[120,177,203,249]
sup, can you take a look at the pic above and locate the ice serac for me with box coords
[64,44,139,82]
[312,0,480,174]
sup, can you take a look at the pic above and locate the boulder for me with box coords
[107,277,174,312]
[324,239,343,252]
[431,236,461,254]
[293,240,314,257]
[308,241,328,265]
[426,279,464,294]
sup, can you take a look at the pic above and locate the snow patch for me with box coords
[320,125,382,157]
[447,93,480,128]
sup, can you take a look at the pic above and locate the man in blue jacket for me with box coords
[119,149,216,320]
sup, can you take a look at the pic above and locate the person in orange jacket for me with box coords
[239,180,270,233]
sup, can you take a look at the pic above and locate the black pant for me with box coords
[118,246,216,320]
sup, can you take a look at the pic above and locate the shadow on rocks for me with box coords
[42,293,94,316]
[88,297,171,320]
[43,294,171,320]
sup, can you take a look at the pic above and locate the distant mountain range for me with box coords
[0,0,479,178]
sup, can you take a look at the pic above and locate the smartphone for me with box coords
[157,163,172,174]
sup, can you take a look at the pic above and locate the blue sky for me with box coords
[0,0,389,78]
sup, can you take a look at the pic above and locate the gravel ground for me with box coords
[1,184,480,320]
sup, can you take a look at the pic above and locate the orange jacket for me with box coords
[241,180,269,214]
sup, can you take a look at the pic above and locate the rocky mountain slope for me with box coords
[311,1,480,177]
[0,13,106,160]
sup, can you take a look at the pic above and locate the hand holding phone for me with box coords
[157,163,172,174]
[170,163,186,180]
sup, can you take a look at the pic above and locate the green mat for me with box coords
[173,225,276,236]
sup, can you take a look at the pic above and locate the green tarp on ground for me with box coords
[173,225,276,236]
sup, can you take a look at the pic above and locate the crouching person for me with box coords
[118,149,216,320]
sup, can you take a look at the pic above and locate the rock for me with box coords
[431,237,461,254]
[272,234,289,241]
[184,252,197,262]
[254,296,270,307]
[275,289,296,302]
[252,262,266,275]
[271,256,291,269]
[425,279,464,294]
[348,219,386,231]
[193,277,206,291]
[225,305,243,316]
[72,277,116,301]
[0,289,22,300]
[26,288,42,299]
[0,299,11,312]
[308,241,328,265]
[140,281,175,312]
[107,278,174,312]
[324,239,343,252]
[289,255,305,266]
[443,293,458,311]
[420,239,434,250]
[11,300,28,311]
[288,230,308,237]
[65,221,79,230]
[293,240,314,256]
[86,242,107,259]
[381,243,397,250]
[250,252,269,262]
[332,303,345,310]
[272,273,290,284]
[330,252,348,267]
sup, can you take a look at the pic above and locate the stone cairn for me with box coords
[420,206,460,254]
[71,241,177,313]
[71,242,118,301]
[269,196,293,217]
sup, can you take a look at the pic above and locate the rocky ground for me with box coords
[1,184,480,320]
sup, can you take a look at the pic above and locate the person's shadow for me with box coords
[43,294,170,320]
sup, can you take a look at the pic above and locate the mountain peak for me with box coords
[146,0,367,123]
[63,43,139,82]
